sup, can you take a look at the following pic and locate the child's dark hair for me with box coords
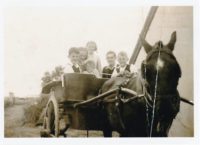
[68,47,79,56]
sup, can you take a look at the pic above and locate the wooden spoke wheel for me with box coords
[41,94,60,137]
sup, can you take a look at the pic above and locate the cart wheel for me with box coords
[48,100,60,137]
[41,99,60,137]
[40,116,50,137]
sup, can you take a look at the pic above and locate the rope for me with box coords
[149,47,161,137]
[144,61,151,136]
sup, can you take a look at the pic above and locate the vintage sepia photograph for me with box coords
[2,1,196,142]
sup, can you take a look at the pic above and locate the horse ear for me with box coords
[140,35,152,53]
[167,31,177,51]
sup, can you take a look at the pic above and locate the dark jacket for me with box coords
[102,66,115,78]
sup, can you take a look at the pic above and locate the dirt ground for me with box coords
[4,99,193,137]
[4,101,119,137]
[4,103,41,137]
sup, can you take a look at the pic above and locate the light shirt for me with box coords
[64,62,81,73]
[87,52,102,75]
[62,62,81,87]
[111,64,137,77]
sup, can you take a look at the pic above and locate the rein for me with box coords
[149,47,161,137]
[143,43,166,137]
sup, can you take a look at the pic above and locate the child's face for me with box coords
[106,53,116,66]
[79,50,88,61]
[69,53,79,64]
[86,62,95,72]
[118,55,128,66]
[87,43,96,54]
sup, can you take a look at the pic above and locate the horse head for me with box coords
[141,31,181,96]
[140,31,181,136]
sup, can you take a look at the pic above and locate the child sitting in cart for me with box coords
[111,51,138,77]
[86,41,102,76]
[62,47,81,87]
[78,47,88,71]
[83,59,101,78]
[64,47,81,73]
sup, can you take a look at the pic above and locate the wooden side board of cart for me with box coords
[40,73,114,137]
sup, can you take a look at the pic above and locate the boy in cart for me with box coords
[111,51,138,77]
[64,47,81,73]
[60,47,82,136]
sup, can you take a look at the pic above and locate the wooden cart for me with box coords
[40,73,110,137]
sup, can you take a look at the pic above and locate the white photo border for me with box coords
[0,0,199,145]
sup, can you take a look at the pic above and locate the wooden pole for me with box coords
[73,88,119,108]
[129,6,158,64]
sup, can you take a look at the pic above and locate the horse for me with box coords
[101,31,181,137]
[101,75,146,137]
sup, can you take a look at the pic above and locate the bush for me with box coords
[4,98,13,109]
[24,94,49,126]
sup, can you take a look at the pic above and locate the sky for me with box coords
[4,6,150,97]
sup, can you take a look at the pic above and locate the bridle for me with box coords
[142,44,181,137]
